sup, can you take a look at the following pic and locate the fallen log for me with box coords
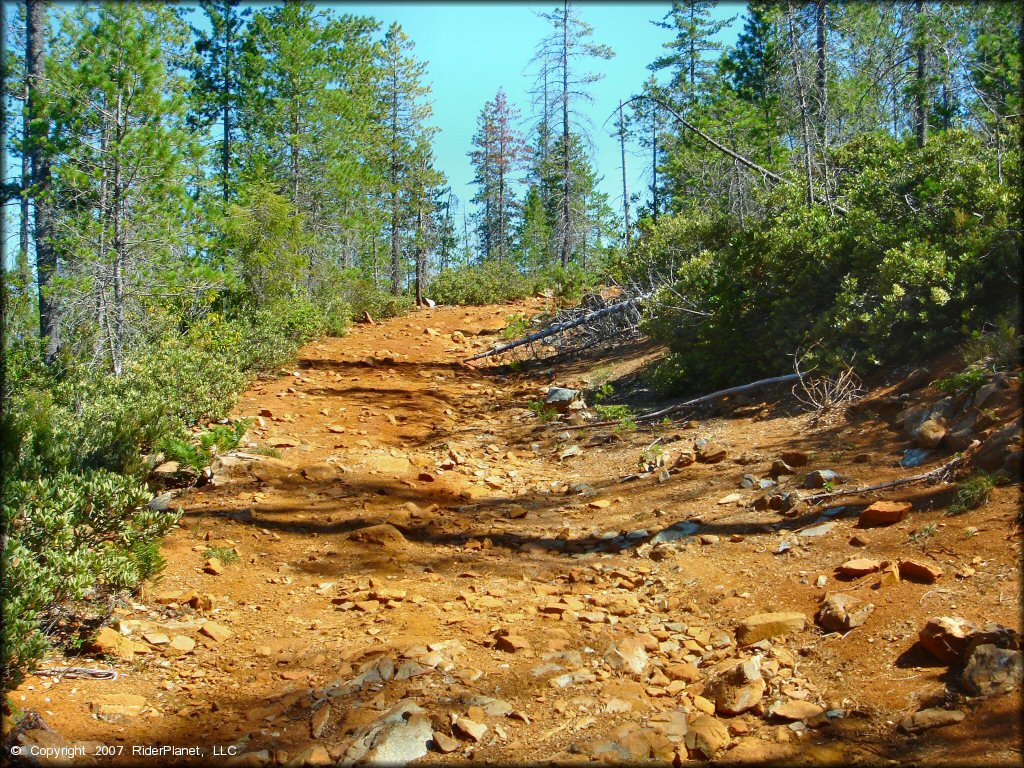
[804,441,981,504]
[635,373,802,423]
[464,292,652,363]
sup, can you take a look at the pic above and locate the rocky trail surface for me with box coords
[10,302,1022,766]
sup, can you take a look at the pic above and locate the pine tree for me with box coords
[239,3,380,300]
[469,88,528,263]
[188,0,250,203]
[650,1,736,108]
[377,22,438,296]
[532,1,613,269]
[46,3,202,373]
[26,0,59,362]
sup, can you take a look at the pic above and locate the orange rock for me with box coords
[899,558,943,583]
[836,558,882,577]
[858,501,911,527]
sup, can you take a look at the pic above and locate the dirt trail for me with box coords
[12,303,1022,766]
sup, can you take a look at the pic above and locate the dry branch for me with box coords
[635,373,802,423]
[463,292,652,362]
[804,441,982,505]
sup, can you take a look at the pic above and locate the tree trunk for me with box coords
[914,0,928,148]
[619,100,630,250]
[414,204,424,306]
[651,105,658,223]
[786,1,815,208]
[19,77,30,286]
[814,0,827,149]
[560,0,571,270]
[111,90,126,376]
[390,74,401,295]
[27,0,59,362]
[222,6,232,201]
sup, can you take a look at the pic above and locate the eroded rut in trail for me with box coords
[12,302,1022,766]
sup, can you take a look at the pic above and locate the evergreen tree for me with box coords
[188,0,250,203]
[469,88,528,263]
[532,1,613,269]
[650,1,736,108]
[376,22,438,296]
[46,3,203,373]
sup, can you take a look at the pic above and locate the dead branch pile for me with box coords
[464,287,652,363]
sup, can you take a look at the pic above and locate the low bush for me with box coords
[430,261,540,306]
[1,470,179,689]
[620,130,1020,394]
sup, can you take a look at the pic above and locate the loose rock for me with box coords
[736,612,807,645]
[898,708,965,734]
[705,656,765,716]
[817,594,874,633]
[858,501,911,527]
[961,644,1023,696]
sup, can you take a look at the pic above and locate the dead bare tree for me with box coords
[790,343,864,422]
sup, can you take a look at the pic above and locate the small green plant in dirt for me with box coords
[947,471,996,516]
[502,314,531,340]
[934,369,986,397]
[592,382,614,404]
[157,419,251,472]
[202,546,239,564]
[528,400,559,422]
[909,523,938,545]
[250,446,281,458]
[595,404,636,432]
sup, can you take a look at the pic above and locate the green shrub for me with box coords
[934,369,987,397]
[527,400,559,422]
[1,471,179,689]
[947,472,996,516]
[502,313,531,340]
[202,546,239,565]
[430,261,539,306]
[623,130,1020,394]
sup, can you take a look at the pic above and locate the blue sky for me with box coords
[341,1,745,222]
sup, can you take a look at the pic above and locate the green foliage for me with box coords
[157,420,250,472]
[2,471,179,689]
[960,316,1022,372]
[947,472,996,516]
[627,130,1021,393]
[592,382,614,403]
[527,400,559,422]
[595,403,636,431]
[934,370,986,398]
[202,546,239,565]
[909,522,938,545]
[431,262,541,306]
[502,314,531,340]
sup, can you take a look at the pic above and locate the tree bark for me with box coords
[19,77,30,286]
[27,0,59,362]
[814,0,828,149]
[560,0,571,269]
[651,105,658,223]
[619,100,630,250]
[390,72,401,295]
[786,0,815,208]
[222,5,232,201]
[914,0,928,148]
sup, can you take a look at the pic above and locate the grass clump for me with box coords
[947,472,997,516]
[202,546,239,565]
